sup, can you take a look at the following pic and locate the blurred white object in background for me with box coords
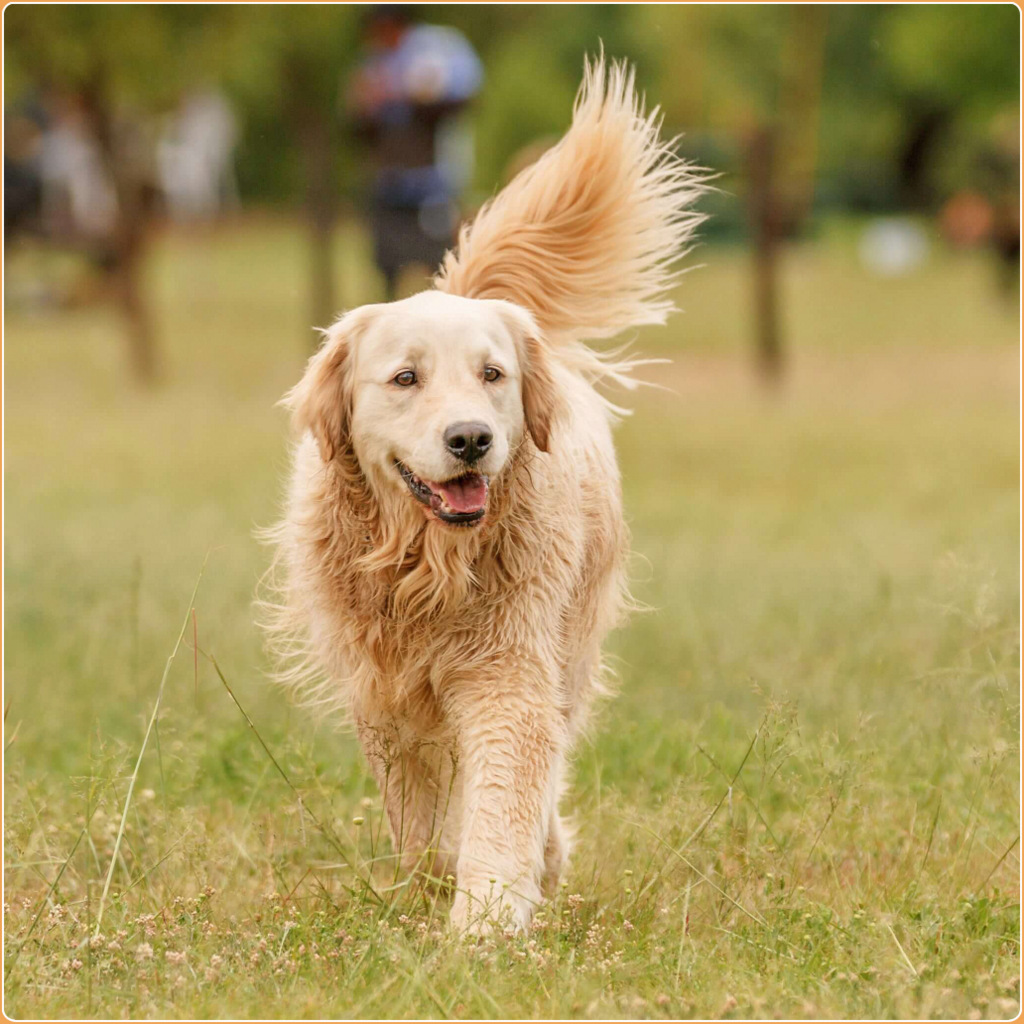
[157,89,239,222]
[858,218,929,277]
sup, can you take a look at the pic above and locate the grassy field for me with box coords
[4,218,1019,1020]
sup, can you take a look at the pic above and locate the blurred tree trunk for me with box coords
[115,243,157,382]
[746,126,783,385]
[84,74,159,384]
[778,6,827,231]
[897,105,952,211]
[286,58,338,339]
[744,7,826,386]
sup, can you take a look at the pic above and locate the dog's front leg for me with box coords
[355,718,460,880]
[446,671,564,935]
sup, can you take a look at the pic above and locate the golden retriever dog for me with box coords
[262,56,704,933]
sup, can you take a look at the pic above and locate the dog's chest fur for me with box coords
[303,462,560,717]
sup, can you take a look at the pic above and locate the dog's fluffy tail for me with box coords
[434,54,707,352]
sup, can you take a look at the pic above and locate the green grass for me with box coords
[4,218,1019,1020]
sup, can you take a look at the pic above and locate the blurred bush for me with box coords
[8,4,1015,211]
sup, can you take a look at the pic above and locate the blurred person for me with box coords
[981,110,1020,292]
[3,102,45,239]
[347,4,482,300]
[939,191,995,249]
[4,92,123,309]
[30,87,162,375]
[4,100,54,309]
[157,88,239,223]
[937,111,1020,293]
[38,92,118,243]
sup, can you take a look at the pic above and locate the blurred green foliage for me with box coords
[5,4,1020,225]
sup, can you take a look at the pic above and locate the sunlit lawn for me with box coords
[4,217,1019,1019]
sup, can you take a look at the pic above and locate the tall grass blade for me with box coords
[93,558,208,936]
[202,648,382,904]
[976,834,1020,891]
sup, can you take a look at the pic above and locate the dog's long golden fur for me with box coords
[261,56,704,933]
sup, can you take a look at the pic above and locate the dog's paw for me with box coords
[450,883,534,937]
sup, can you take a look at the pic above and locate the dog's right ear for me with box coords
[284,306,378,463]
[490,299,565,454]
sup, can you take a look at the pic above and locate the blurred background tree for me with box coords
[5,3,1019,380]
[217,6,362,331]
[4,4,225,381]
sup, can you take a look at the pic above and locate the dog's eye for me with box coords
[483,366,502,383]
[393,370,417,387]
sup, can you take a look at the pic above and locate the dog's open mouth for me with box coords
[396,461,489,526]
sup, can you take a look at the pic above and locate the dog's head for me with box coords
[287,291,562,528]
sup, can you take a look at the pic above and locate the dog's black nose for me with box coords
[444,422,493,464]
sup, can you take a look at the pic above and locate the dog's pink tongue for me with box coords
[434,474,488,513]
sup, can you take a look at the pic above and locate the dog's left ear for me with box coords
[284,306,379,462]
[493,301,564,454]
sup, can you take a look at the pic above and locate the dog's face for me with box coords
[289,291,559,528]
